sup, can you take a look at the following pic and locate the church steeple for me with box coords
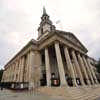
[43,6,47,15]
[38,7,55,38]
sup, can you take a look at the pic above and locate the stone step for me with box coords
[38,86,100,100]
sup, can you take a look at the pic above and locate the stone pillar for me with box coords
[14,62,17,82]
[55,42,67,86]
[77,53,91,85]
[9,66,11,82]
[28,51,34,82]
[33,51,41,87]
[17,61,19,82]
[45,47,51,86]
[19,57,25,82]
[26,53,30,82]
[64,47,77,86]
[28,50,41,89]
[71,50,85,86]
[12,64,14,82]
[13,62,16,82]
[82,56,95,85]
[18,59,22,82]
[87,58,99,84]
[8,66,11,82]
[11,65,13,82]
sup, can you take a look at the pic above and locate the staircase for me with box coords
[38,85,100,100]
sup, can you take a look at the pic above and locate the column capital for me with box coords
[55,40,60,44]
[63,45,69,49]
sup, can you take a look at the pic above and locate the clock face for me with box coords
[43,24,50,33]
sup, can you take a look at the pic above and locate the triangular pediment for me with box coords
[38,30,88,53]
[55,30,88,53]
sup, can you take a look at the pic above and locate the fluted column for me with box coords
[45,47,51,86]
[14,62,17,82]
[77,53,91,85]
[26,53,30,82]
[8,66,11,82]
[29,51,34,82]
[72,50,85,86]
[19,59,22,82]
[55,42,67,86]
[13,64,15,82]
[11,65,13,82]
[82,56,95,85]
[28,51,35,90]
[10,66,12,82]
[87,58,99,84]
[17,60,20,82]
[18,59,22,82]
[19,57,25,82]
[64,47,77,86]
[33,51,41,87]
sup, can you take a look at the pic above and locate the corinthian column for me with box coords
[29,51,34,82]
[87,58,99,84]
[26,53,30,82]
[64,47,77,86]
[55,42,67,86]
[18,59,22,82]
[28,51,35,90]
[77,53,91,85]
[45,47,51,86]
[82,56,95,85]
[16,61,19,82]
[71,50,85,86]
[19,57,25,82]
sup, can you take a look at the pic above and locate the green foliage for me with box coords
[0,69,3,82]
[96,59,100,73]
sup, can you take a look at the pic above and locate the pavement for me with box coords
[0,89,64,100]
[0,89,100,100]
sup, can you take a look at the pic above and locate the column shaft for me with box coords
[82,56,95,85]
[19,57,25,82]
[55,42,67,86]
[18,59,22,82]
[45,48,51,86]
[87,58,98,84]
[77,54,91,85]
[29,51,34,82]
[64,47,77,86]
[14,62,17,82]
[26,53,30,82]
[72,51,85,86]
[28,51,35,90]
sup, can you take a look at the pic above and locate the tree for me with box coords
[96,59,100,73]
[0,69,3,82]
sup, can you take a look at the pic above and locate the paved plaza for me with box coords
[0,89,64,100]
[1,88,100,100]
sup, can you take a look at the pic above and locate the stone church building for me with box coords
[1,8,99,89]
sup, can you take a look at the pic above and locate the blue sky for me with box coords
[0,0,100,69]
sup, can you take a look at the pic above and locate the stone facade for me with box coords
[1,8,99,89]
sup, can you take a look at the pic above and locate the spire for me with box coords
[43,6,47,15]
[38,7,56,39]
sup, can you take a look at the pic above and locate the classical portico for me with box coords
[1,7,99,89]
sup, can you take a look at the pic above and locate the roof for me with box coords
[4,39,37,68]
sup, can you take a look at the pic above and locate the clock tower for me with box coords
[38,7,55,38]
